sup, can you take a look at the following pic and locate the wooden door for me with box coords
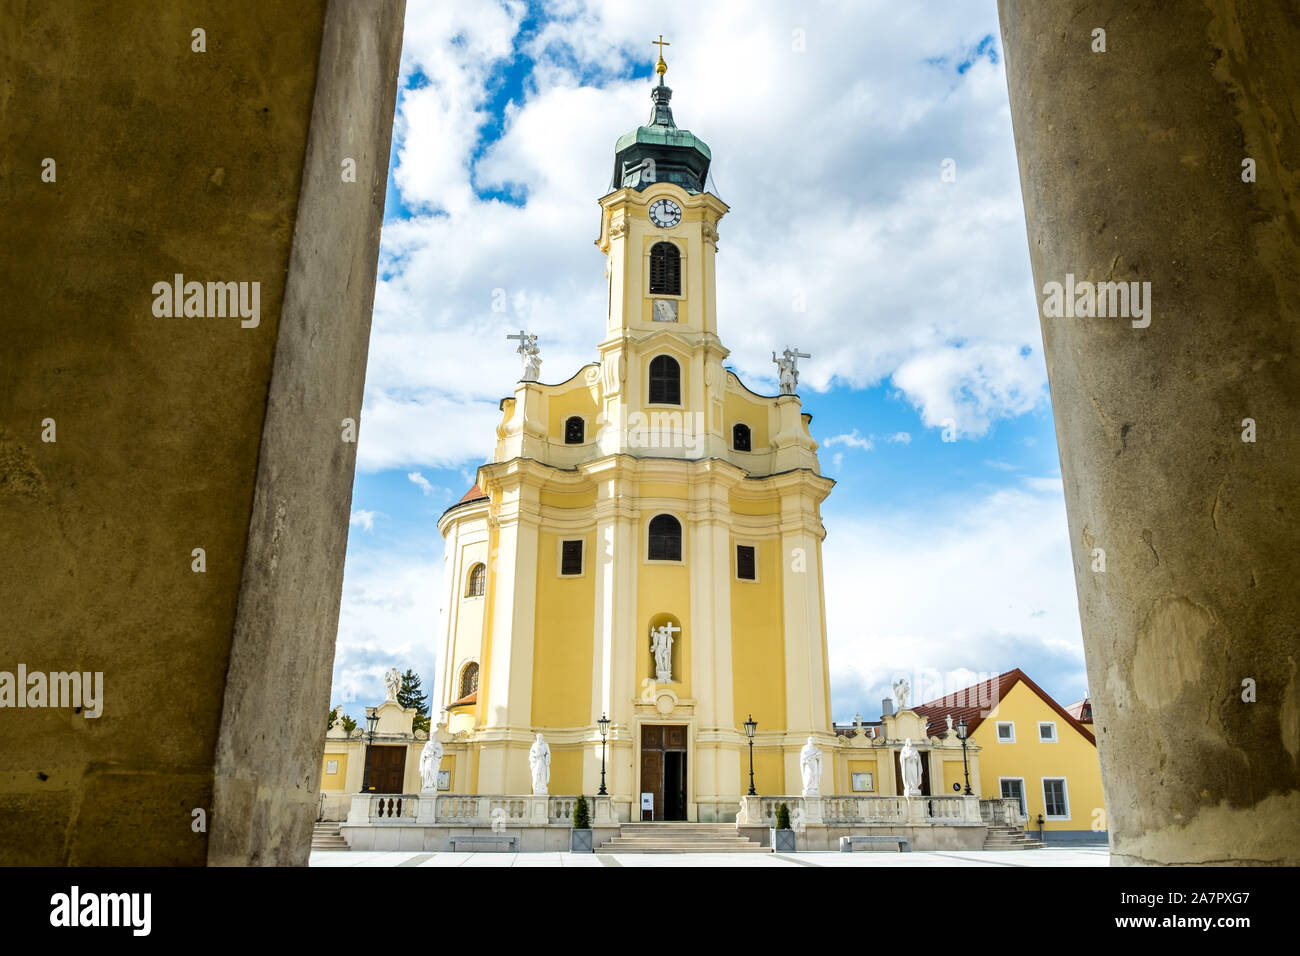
[640,725,687,820]
[365,744,407,793]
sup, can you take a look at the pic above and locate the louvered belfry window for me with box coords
[648,355,681,405]
[649,242,681,295]
[733,423,751,451]
[565,416,585,444]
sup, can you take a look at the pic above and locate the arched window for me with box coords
[458,662,479,699]
[732,423,752,452]
[648,355,681,405]
[564,416,585,444]
[649,241,681,296]
[465,563,486,597]
[648,514,682,562]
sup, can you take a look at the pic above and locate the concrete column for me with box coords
[998,0,1300,865]
[0,0,404,866]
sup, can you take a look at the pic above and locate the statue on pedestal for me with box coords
[892,678,910,711]
[528,733,551,795]
[384,667,402,702]
[419,736,444,792]
[799,736,822,796]
[900,737,923,796]
[650,622,678,683]
[507,330,541,382]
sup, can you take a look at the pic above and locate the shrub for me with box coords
[573,795,591,829]
[776,802,791,830]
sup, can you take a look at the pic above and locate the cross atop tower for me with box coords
[652,34,670,80]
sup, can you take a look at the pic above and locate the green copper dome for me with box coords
[612,80,711,194]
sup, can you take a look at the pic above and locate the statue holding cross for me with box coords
[506,330,541,382]
[773,345,811,395]
[650,621,679,683]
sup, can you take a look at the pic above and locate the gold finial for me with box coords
[652,34,670,77]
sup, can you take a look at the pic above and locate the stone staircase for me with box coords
[312,822,350,851]
[601,823,769,853]
[983,824,1046,850]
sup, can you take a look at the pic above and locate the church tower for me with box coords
[435,46,835,822]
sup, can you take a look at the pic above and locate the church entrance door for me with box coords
[640,724,688,820]
[364,744,407,793]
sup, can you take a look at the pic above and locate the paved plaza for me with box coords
[311,847,1109,868]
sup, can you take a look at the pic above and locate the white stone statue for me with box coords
[528,733,551,795]
[384,667,402,702]
[419,737,444,792]
[900,737,923,796]
[892,678,910,711]
[650,622,678,683]
[799,736,822,796]
[507,330,541,382]
[772,346,810,395]
[945,713,954,733]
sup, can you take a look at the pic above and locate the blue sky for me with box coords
[332,0,1087,724]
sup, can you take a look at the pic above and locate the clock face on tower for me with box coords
[648,198,682,228]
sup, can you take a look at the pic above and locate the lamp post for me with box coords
[597,713,610,796]
[361,707,379,792]
[956,717,973,796]
[744,714,757,796]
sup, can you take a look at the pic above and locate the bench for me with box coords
[839,835,911,853]
[447,834,518,853]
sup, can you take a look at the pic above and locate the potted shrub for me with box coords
[771,802,797,852]
[570,795,593,852]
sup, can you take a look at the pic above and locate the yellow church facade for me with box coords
[434,64,836,824]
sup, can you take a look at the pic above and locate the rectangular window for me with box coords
[561,540,583,575]
[736,545,756,580]
[1043,778,1069,818]
[996,721,1015,743]
[1000,778,1026,817]
[1038,721,1057,742]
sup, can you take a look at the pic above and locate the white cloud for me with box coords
[407,471,436,496]
[823,476,1085,718]
[888,432,912,444]
[350,510,382,531]
[823,429,875,451]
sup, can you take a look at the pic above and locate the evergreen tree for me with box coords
[398,669,431,734]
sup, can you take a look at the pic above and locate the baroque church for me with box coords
[425,49,972,828]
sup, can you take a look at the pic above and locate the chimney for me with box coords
[881,698,895,717]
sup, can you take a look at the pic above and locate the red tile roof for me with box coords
[913,668,1096,746]
[447,691,477,709]
[458,484,484,503]
[1065,698,1093,722]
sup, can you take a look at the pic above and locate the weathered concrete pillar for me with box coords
[998,2,1300,864]
[0,0,404,865]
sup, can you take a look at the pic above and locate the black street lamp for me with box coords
[744,714,758,796]
[597,713,610,796]
[361,707,379,792]
[956,717,973,796]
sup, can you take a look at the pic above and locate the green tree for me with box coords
[341,714,357,734]
[398,669,431,734]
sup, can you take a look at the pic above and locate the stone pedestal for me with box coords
[593,795,614,826]
[528,795,549,825]
[415,795,438,824]
[802,796,824,826]
[906,798,928,825]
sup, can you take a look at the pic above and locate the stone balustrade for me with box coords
[346,793,615,826]
[978,797,1024,827]
[737,794,983,826]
